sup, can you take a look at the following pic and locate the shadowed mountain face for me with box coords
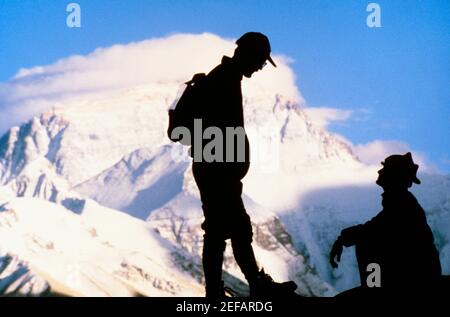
[0,253,50,296]
[75,146,189,219]
[0,64,448,296]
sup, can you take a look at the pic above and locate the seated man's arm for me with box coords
[330,212,384,268]
[329,225,363,269]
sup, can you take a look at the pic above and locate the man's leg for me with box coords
[193,163,226,297]
[231,229,298,297]
[225,180,259,283]
[228,191,298,297]
[203,232,226,298]
[231,237,259,283]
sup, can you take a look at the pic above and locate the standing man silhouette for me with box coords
[192,32,297,298]
[329,152,441,295]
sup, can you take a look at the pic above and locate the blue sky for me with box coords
[0,0,449,171]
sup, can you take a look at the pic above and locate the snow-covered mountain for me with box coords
[0,79,346,296]
[0,40,449,296]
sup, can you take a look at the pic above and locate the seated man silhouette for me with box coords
[329,152,442,295]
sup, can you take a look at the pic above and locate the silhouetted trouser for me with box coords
[353,239,440,296]
[193,162,259,297]
[337,241,390,296]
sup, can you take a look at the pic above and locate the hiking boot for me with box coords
[205,280,226,300]
[206,280,241,299]
[249,268,298,297]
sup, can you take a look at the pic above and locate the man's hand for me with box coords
[329,238,343,269]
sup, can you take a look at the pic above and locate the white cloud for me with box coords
[0,33,301,133]
[354,140,436,172]
[300,108,438,173]
[304,107,353,129]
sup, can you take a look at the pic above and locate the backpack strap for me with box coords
[185,73,206,86]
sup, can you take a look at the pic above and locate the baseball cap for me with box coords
[236,32,277,67]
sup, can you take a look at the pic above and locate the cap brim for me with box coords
[267,55,277,67]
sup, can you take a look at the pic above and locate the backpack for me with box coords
[167,73,207,145]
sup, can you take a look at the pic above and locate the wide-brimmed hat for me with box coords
[382,152,421,184]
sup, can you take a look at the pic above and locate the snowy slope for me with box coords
[147,166,335,297]
[75,145,189,219]
[0,195,206,296]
